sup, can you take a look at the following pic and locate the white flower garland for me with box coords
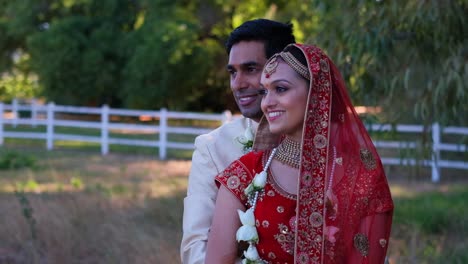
[236,148,277,264]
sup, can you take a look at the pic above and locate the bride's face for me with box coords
[260,59,309,141]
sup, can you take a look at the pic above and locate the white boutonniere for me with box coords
[236,119,254,153]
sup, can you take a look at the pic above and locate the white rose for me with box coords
[252,171,267,189]
[236,225,258,242]
[244,244,261,261]
[237,135,247,144]
[237,208,255,226]
[244,127,254,141]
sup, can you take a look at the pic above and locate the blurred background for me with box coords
[1,0,466,125]
[0,0,467,263]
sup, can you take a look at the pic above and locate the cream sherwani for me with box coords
[181,117,255,264]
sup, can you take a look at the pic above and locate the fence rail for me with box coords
[1,99,467,182]
[0,100,232,159]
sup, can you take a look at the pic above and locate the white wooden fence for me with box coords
[1,99,467,182]
[0,100,232,160]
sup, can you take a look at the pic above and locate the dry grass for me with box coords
[0,149,467,263]
[0,150,190,264]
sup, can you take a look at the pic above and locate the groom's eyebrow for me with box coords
[226,61,262,71]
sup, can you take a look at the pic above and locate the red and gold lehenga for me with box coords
[216,44,394,264]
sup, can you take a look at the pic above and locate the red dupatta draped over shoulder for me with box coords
[254,44,394,264]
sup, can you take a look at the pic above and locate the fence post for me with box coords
[12,98,18,128]
[159,108,167,160]
[31,98,37,128]
[101,105,109,155]
[431,122,441,183]
[46,102,55,150]
[0,103,3,145]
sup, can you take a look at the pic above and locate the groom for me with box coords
[181,18,295,264]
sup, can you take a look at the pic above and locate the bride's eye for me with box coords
[276,86,288,93]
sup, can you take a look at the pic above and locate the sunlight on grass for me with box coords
[1,148,467,263]
[0,149,189,263]
[390,182,459,198]
[388,184,468,263]
[0,154,191,200]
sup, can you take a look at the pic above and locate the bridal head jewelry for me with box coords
[263,56,279,78]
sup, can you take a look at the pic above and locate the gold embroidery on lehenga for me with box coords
[267,252,276,259]
[354,233,369,256]
[277,206,285,213]
[313,134,327,148]
[309,212,323,227]
[360,149,377,170]
[335,156,343,165]
[298,252,309,263]
[275,223,295,255]
[227,176,240,189]
[314,235,322,242]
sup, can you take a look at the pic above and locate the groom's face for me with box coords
[227,40,267,122]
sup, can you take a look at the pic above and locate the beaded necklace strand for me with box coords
[237,148,277,263]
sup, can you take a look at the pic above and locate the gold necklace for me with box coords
[275,137,301,169]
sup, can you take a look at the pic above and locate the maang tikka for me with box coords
[263,55,279,78]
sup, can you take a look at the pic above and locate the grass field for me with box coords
[0,147,467,264]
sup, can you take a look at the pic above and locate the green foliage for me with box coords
[0,49,41,102]
[121,2,218,109]
[119,0,290,111]
[310,0,467,125]
[392,186,468,263]
[0,0,466,124]
[25,0,136,106]
[0,151,36,169]
[393,187,468,234]
[70,176,84,189]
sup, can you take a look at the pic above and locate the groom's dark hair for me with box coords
[225,19,296,59]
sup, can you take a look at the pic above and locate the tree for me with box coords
[120,1,222,110]
[26,0,137,107]
[309,0,467,126]
[1,0,466,125]
[120,0,306,111]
